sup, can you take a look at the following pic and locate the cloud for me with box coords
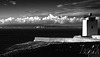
[56,0,100,17]
[21,10,52,17]
[72,0,100,9]
[4,3,8,6]
[57,4,63,8]
[10,1,16,5]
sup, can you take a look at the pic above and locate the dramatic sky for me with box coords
[0,0,100,18]
[0,0,100,28]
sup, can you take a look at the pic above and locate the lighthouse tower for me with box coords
[82,13,98,37]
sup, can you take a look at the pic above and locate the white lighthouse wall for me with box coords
[82,20,88,36]
[87,20,98,36]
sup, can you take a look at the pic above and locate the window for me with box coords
[91,26,93,29]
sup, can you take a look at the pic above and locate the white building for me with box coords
[82,13,98,37]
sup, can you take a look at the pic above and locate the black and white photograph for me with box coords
[0,0,100,57]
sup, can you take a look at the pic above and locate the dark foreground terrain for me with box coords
[0,41,100,57]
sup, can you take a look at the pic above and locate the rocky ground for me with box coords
[0,41,100,57]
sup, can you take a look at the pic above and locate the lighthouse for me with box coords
[82,13,98,37]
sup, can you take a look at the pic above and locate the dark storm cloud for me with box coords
[57,0,100,16]
[0,0,100,18]
[64,0,100,9]
[10,0,16,5]
[22,10,52,17]
[0,0,16,6]
[19,0,100,18]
